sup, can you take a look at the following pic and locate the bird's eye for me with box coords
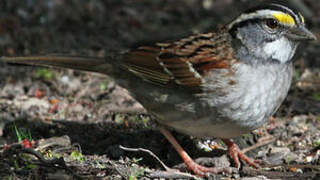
[266,19,279,29]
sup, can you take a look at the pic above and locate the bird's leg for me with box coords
[221,139,260,169]
[159,127,233,177]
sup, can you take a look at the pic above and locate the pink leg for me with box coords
[160,127,233,177]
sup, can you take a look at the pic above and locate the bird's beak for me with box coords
[287,26,317,41]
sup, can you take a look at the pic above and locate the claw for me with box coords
[222,139,261,169]
[183,158,235,177]
[160,127,237,177]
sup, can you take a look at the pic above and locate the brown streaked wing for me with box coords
[157,32,233,87]
[123,45,172,85]
[123,31,234,88]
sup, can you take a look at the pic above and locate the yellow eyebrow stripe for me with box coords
[272,13,295,25]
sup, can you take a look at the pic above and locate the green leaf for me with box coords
[70,151,84,162]
[13,123,22,142]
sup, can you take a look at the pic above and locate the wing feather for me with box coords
[123,31,235,90]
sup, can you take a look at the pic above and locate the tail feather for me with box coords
[0,55,114,74]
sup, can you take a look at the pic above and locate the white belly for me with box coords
[160,62,293,138]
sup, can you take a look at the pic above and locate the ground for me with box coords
[0,0,320,179]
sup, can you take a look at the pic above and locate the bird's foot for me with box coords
[183,158,236,177]
[160,127,237,177]
[222,139,261,169]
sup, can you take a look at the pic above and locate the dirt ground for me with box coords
[0,0,320,179]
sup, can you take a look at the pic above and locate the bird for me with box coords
[0,3,316,177]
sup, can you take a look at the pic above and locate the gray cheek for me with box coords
[237,23,265,49]
[234,23,298,64]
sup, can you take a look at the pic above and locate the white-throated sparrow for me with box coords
[1,3,317,177]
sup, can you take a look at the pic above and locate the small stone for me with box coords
[305,155,313,163]
[266,147,291,164]
[60,75,70,84]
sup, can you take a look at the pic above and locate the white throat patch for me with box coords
[263,37,297,63]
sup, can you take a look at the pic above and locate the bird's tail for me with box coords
[0,54,117,75]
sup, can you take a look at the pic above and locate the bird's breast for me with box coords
[217,62,293,134]
[163,62,293,138]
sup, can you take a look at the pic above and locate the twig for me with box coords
[263,163,320,170]
[119,145,171,171]
[146,169,201,180]
[241,136,276,154]
[3,144,83,180]
[35,135,71,151]
[119,145,201,179]
[242,166,319,179]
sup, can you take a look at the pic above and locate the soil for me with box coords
[0,0,320,179]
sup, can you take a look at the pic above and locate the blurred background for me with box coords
[0,0,319,179]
